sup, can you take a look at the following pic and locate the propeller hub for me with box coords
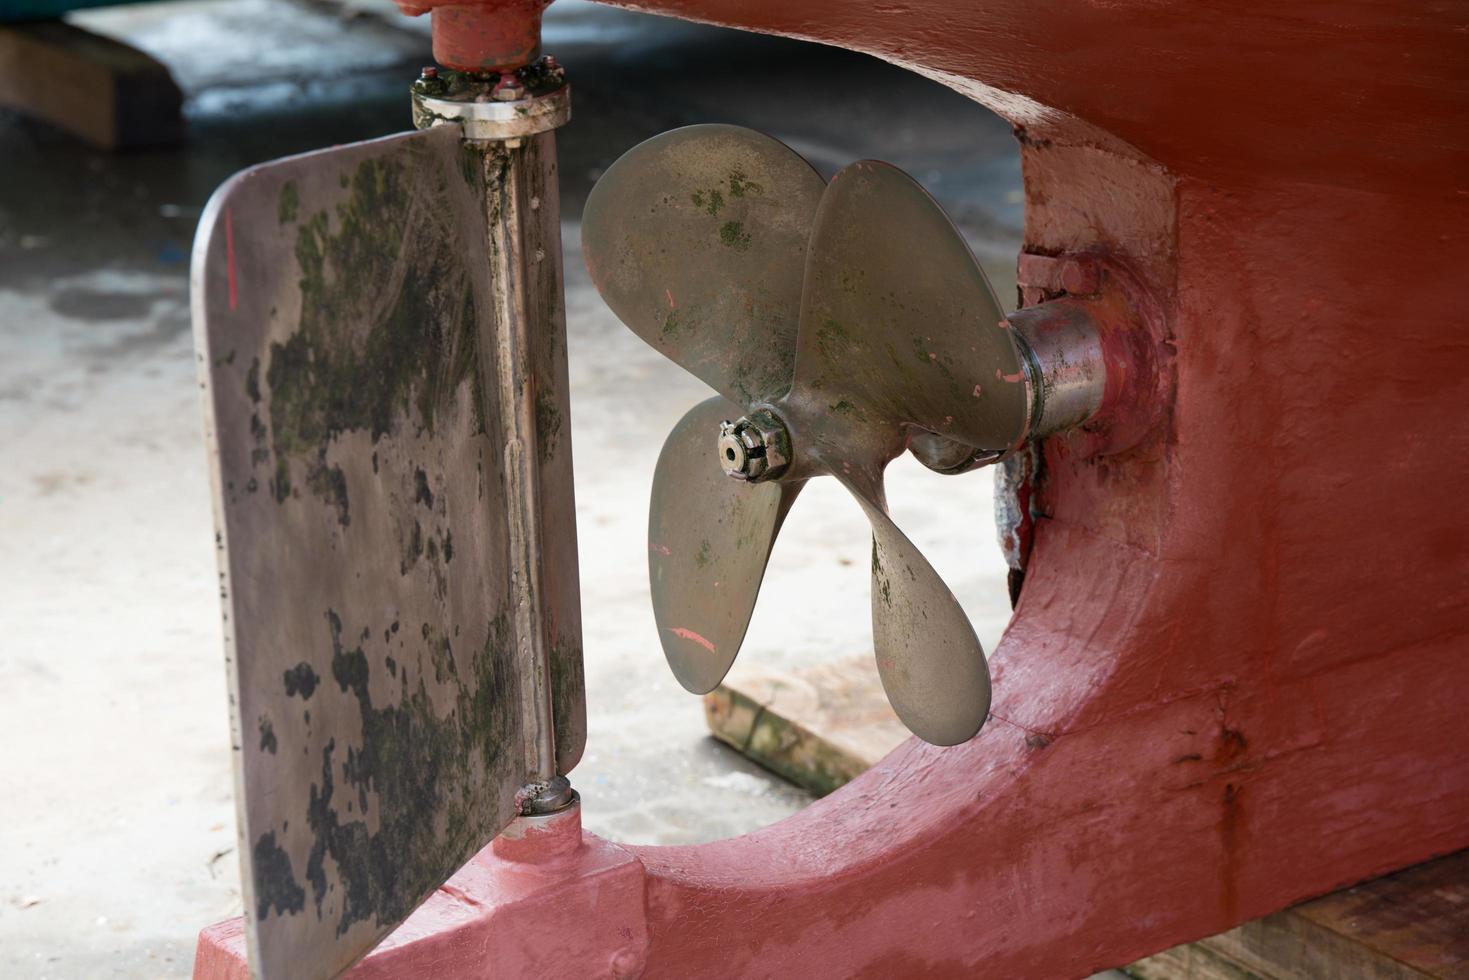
[717,410,791,482]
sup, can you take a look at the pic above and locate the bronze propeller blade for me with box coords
[835,468,991,746]
[585,128,1032,745]
[787,159,1030,455]
[649,396,802,694]
[770,160,1032,743]
[581,124,825,405]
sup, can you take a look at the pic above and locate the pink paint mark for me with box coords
[668,627,716,654]
[998,318,1012,330]
[996,367,1025,383]
[224,207,238,311]
[649,542,672,556]
[928,352,937,361]
[665,288,676,309]
[973,384,984,397]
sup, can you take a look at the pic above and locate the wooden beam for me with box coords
[1130,850,1469,980]
[704,658,909,796]
[0,20,181,149]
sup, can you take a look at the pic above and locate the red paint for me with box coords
[198,804,649,979]
[224,207,237,312]
[1060,259,1100,297]
[490,800,584,863]
[394,0,550,72]
[198,1,1469,976]
[666,627,715,653]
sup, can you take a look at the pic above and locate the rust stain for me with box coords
[1215,725,1248,768]
[1221,781,1243,922]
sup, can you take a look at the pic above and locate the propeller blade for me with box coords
[582,124,825,404]
[837,469,991,746]
[790,160,1030,455]
[649,396,802,693]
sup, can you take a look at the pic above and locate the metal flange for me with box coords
[411,58,570,142]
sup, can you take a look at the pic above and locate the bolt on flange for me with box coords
[717,410,791,482]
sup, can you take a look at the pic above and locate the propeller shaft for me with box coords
[1008,299,1108,439]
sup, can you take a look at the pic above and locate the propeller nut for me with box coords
[717,410,791,482]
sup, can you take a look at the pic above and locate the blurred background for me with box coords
[0,0,1035,975]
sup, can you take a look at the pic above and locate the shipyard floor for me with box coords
[0,1,1125,976]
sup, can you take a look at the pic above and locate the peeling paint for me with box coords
[413,468,434,509]
[265,156,484,522]
[286,610,520,937]
[259,716,279,754]
[252,832,305,922]
[284,662,320,700]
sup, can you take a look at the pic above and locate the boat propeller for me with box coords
[583,124,1063,746]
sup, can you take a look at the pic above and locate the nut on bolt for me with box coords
[413,65,446,95]
[493,73,527,101]
[717,410,791,482]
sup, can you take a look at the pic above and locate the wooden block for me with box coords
[0,20,182,148]
[703,657,909,795]
[1130,850,1469,980]
[707,659,1469,976]
[1128,943,1259,980]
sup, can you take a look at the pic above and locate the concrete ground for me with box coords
[0,1,1125,976]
